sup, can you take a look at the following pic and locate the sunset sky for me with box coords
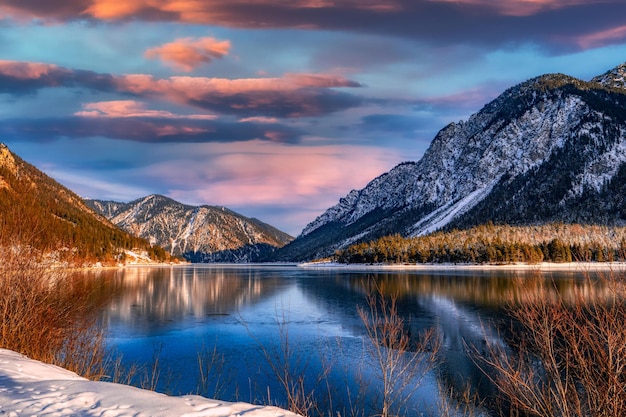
[1,1,626,235]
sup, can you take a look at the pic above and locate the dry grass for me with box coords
[0,244,110,379]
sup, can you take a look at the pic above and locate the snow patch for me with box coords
[0,349,300,417]
[410,185,496,236]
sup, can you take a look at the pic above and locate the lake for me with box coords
[86,264,600,416]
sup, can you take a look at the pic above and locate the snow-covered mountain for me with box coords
[278,63,626,260]
[87,195,293,262]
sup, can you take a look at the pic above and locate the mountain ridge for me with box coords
[278,62,626,261]
[87,194,293,263]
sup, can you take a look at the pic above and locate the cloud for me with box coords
[1,115,302,143]
[13,138,403,234]
[0,60,116,95]
[412,87,503,111]
[0,60,363,117]
[75,100,218,119]
[153,140,403,232]
[114,73,363,117]
[2,1,626,52]
[424,0,607,16]
[144,37,231,72]
[573,25,626,49]
[358,113,430,136]
[238,116,280,123]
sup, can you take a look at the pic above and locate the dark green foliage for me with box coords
[335,224,626,265]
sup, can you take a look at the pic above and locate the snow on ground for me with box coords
[0,349,300,417]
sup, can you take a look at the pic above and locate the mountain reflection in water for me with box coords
[84,265,603,415]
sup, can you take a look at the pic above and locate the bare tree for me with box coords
[358,281,440,417]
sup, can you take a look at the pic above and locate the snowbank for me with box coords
[0,349,299,417]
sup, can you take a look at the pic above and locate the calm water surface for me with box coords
[85,264,596,415]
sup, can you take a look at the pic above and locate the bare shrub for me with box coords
[247,308,333,417]
[197,341,236,400]
[480,269,626,417]
[0,244,109,379]
[245,282,441,417]
[437,382,485,417]
[358,280,440,417]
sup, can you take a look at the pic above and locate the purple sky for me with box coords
[1,0,625,235]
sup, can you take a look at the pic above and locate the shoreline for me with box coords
[64,260,626,273]
[298,261,626,272]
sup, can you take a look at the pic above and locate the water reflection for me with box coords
[92,265,610,415]
[100,266,286,333]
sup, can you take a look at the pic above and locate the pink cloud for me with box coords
[0,59,362,117]
[0,60,63,79]
[0,0,403,25]
[573,25,626,49]
[144,37,231,72]
[239,117,280,123]
[0,0,601,22]
[425,0,607,16]
[117,73,359,95]
[4,0,623,54]
[75,100,218,119]
[153,125,210,136]
[418,87,500,108]
[112,72,362,117]
[152,141,401,209]
[83,0,403,21]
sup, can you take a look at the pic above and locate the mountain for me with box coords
[0,143,169,264]
[87,195,293,262]
[278,63,626,261]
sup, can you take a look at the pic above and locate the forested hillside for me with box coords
[0,144,169,264]
[335,223,626,264]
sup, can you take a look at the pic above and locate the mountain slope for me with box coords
[278,63,626,261]
[87,195,293,262]
[0,143,168,264]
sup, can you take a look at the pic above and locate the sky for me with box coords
[1,1,626,236]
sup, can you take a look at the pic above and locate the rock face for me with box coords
[87,195,293,262]
[278,63,626,261]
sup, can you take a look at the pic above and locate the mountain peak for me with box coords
[278,63,626,261]
[0,142,15,164]
[0,143,18,186]
[88,195,293,262]
[591,62,626,90]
